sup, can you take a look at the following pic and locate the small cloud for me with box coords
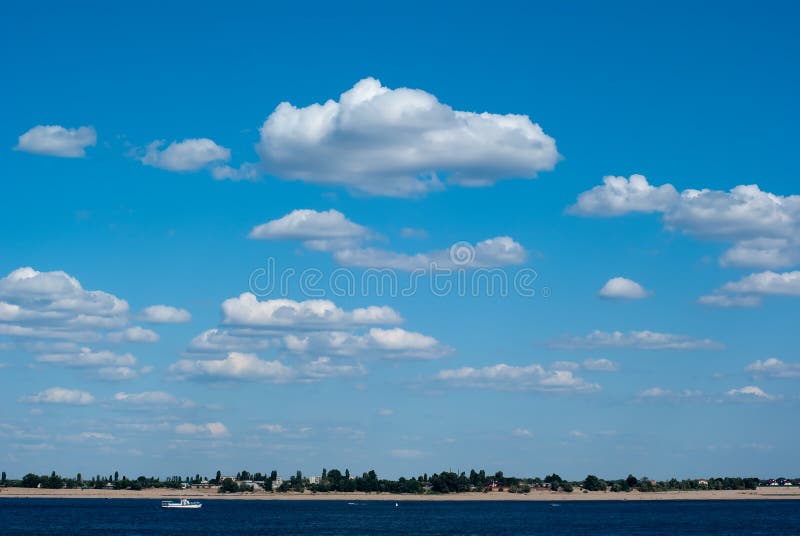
[138,138,230,172]
[436,362,599,392]
[552,330,722,351]
[139,305,191,324]
[637,387,703,400]
[639,387,670,398]
[114,391,192,407]
[76,432,115,441]
[726,385,777,400]
[697,294,761,308]
[108,326,159,343]
[211,162,259,182]
[15,125,97,158]
[377,408,395,417]
[22,387,94,405]
[569,430,587,439]
[598,277,651,300]
[582,358,618,371]
[96,366,141,381]
[512,428,533,438]
[257,424,287,434]
[746,358,800,378]
[175,422,230,437]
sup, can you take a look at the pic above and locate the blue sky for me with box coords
[1,0,799,480]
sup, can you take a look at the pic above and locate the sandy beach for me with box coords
[2,487,799,501]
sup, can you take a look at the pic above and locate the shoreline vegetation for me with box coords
[1,470,799,501]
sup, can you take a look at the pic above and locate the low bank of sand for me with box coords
[1,487,799,501]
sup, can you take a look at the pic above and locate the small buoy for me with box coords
[395,502,399,507]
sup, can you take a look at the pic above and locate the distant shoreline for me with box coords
[2,487,799,501]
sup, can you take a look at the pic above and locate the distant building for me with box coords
[307,476,321,485]
[270,477,283,490]
[697,480,709,487]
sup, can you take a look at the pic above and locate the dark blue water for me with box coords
[1,499,799,534]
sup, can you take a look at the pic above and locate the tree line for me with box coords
[0,469,770,493]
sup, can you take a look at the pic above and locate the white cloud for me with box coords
[300,356,365,379]
[108,326,159,343]
[726,385,776,400]
[721,270,800,296]
[258,424,287,434]
[175,422,230,437]
[35,347,136,369]
[639,387,671,398]
[0,267,128,331]
[598,277,650,299]
[256,77,560,197]
[139,138,230,172]
[75,432,114,441]
[569,430,587,439]
[436,363,599,392]
[187,328,270,354]
[96,366,141,381]
[637,387,702,400]
[15,125,96,158]
[697,294,762,308]
[719,238,800,269]
[377,408,394,416]
[249,209,369,245]
[170,351,363,384]
[570,176,800,270]
[221,293,402,329]
[582,358,619,371]
[0,267,159,374]
[114,391,191,406]
[139,305,191,324]
[23,387,94,405]
[249,209,526,270]
[511,428,533,438]
[745,358,800,379]
[169,352,294,382]
[283,327,452,360]
[552,330,722,350]
[569,174,678,216]
[703,270,800,307]
[333,236,527,270]
[211,162,258,181]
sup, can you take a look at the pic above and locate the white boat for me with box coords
[161,498,202,509]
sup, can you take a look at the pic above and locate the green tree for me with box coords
[544,473,563,484]
[114,471,119,482]
[22,473,40,488]
[582,475,606,491]
[218,478,239,493]
[1,471,6,485]
[215,470,221,484]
